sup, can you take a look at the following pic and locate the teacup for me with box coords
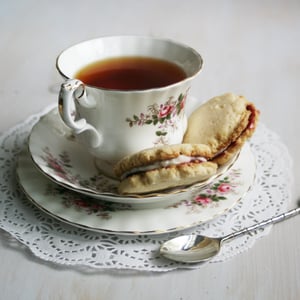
[57,36,203,177]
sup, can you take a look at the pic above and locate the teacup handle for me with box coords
[58,79,102,148]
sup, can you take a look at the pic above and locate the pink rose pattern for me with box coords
[40,147,242,219]
[125,92,187,145]
[40,147,118,193]
[44,184,131,220]
[42,168,241,220]
[169,169,242,210]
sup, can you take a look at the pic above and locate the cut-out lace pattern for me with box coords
[0,105,293,272]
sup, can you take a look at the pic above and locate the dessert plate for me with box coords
[28,108,238,205]
[17,144,256,235]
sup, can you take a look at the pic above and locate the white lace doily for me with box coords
[0,105,293,272]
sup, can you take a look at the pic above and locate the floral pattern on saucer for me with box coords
[45,184,131,220]
[168,168,242,213]
[42,167,242,220]
[41,147,118,194]
[19,142,256,234]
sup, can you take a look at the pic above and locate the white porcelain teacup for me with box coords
[57,36,203,177]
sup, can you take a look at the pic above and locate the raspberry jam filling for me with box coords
[246,104,258,130]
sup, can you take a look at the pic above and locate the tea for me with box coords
[75,56,186,90]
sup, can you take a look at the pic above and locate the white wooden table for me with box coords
[1,1,299,299]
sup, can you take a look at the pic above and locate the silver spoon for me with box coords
[160,207,300,263]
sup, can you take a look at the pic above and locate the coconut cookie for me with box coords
[114,144,218,194]
[183,93,259,165]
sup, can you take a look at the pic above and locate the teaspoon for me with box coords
[160,207,300,263]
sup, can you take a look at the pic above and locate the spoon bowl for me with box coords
[160,235,222,263]
[160,206,300,263]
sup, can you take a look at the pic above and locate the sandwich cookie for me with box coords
[183,93,259,166]
[114,144,218,195]
[114,93,259,195]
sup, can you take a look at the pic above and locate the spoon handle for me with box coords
[222,207,300,243]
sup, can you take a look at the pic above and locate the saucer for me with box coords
[28,108,239,205]
[17,144,256,235]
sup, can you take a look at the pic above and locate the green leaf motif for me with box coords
[156,131,168,136]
